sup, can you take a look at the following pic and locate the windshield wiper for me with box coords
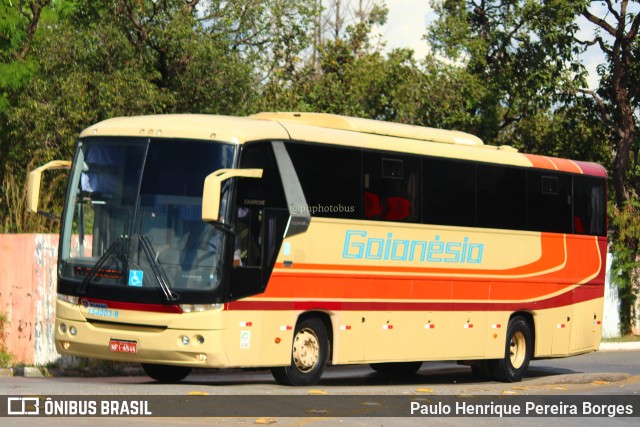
[78,236,125,295]
[138,235,180,302]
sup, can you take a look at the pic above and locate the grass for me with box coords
[602,334,640,343]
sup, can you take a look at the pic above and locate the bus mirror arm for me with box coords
[27,160,72,217]
[202,168,263,222]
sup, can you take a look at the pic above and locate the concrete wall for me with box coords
[0,234,59,365]
[602,253,621,338]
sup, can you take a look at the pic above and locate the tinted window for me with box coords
[286,142,362,218]
[363,152,420,222]
[477,164,526,230]
[423,157,476,227]
[238,142,286,210]
[573,176,606,236]
[527,171,572,233]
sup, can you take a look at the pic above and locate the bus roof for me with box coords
[79,114,291,144]
[251,112,486,147]
[79,113,607,177]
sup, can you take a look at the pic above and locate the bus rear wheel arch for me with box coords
[271,317,329,386]
[490,315,533,382]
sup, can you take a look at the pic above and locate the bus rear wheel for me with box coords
[490,316,532,382]
[141,363,192,383]
[370,361,423,375]
[271,318,329,386]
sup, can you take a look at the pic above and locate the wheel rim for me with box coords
[509,330,526,369]
[292,328,319,372]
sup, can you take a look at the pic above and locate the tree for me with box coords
[1,0,261,231]
[576,1,640,335]
[0,0,51,112]
[578,1,640,206]
[428,0,589,145]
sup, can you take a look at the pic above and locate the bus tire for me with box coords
[369,361,423,375]
[271,318,329,386]
[141,363,192,383]
[490,316,532,382]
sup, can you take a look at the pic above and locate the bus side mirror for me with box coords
[202,168,263,222]
[27,160,72,216]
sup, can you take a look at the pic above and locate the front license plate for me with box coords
[109,339,137,354]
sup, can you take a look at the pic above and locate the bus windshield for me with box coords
[59,137,235,303]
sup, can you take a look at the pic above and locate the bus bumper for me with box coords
[55,317,231,368]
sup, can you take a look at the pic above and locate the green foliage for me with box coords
[0,310,13,368]
[428,0,589,142]
[608,196,640,335]
[1,162,67,233]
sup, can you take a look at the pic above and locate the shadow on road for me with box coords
[168,361,579,387]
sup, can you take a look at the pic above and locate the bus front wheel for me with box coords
[142,363,192,383]
[490,316,532,382]
[271,318,329,386]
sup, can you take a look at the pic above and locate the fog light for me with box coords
[60,323,67,334]
[181,336,190,345]
[62,342,71,350]
[69,326,77,336]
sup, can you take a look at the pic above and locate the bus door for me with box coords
[227,140,310,301]
[227,141,287,300]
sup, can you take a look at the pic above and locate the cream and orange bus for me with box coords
[27,112,607,385]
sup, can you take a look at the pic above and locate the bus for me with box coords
[27,112,607,385]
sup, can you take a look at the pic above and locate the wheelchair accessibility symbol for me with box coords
[128,269,144,287]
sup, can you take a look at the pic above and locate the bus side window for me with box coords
[526,171,572,234]
[363,153,420,223]
[285,142,362,219]
[573,176,606,236]
[422,157,476,227]
[477,164,526,230]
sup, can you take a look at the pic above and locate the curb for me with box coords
[599,341,640,351]
[0,367,48,377]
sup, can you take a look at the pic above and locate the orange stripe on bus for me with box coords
[231,282,604,312]
[548,157,583,174]
[261,236,603,302]
[276,233,567,278]
[523,154,557,170]
[260,275,578,302]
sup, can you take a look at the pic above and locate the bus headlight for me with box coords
[181,336,190,345]
[180,303,222,313]
[57,294,79,305]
